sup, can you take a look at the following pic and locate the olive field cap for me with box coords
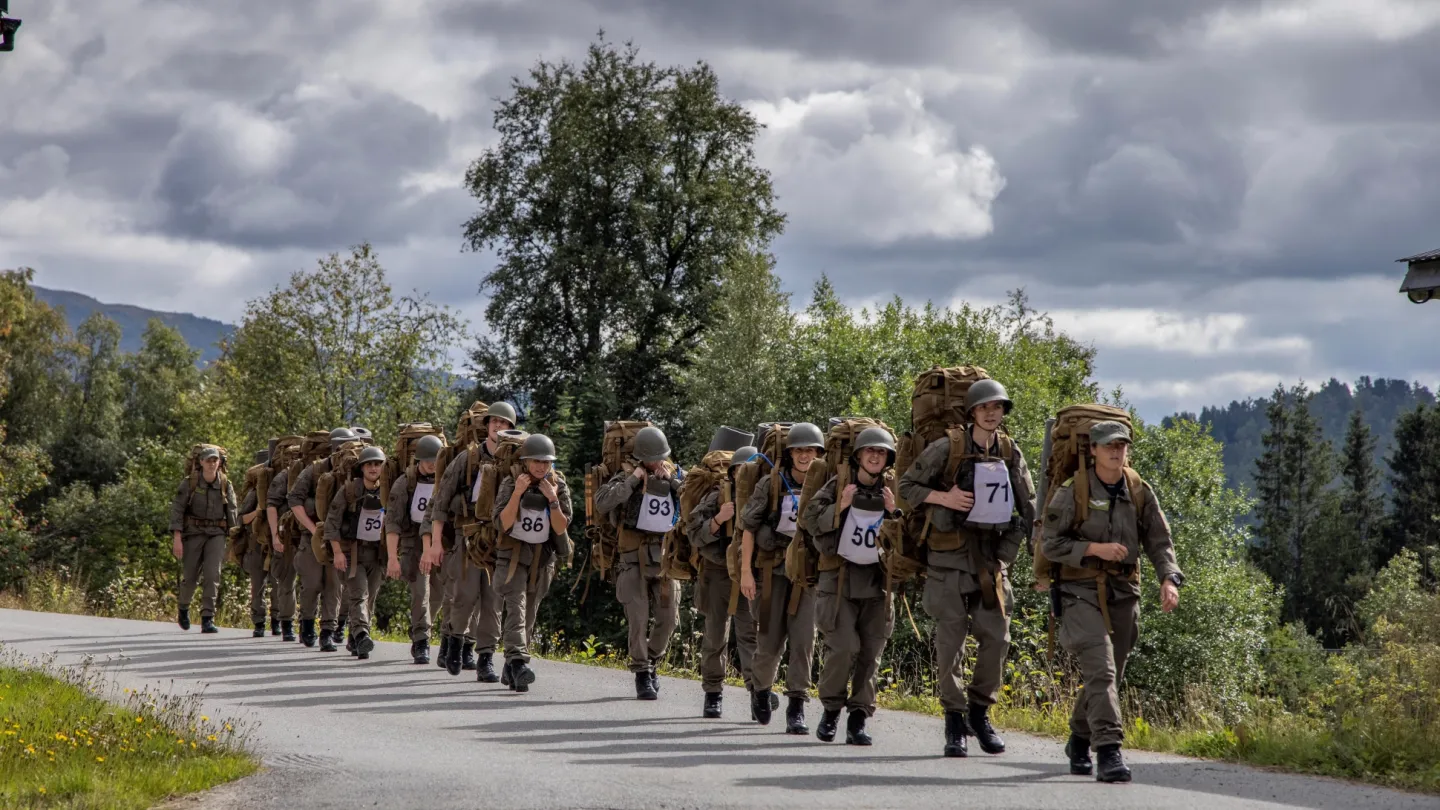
[199,446,221,460]
[1089,421,1132,446]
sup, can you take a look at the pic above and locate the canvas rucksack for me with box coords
[582,420,655,584]
[895,365,990,501]
[310,440,364,563]
[386,422,446,513]
[663,449,732,582]
[465,429,531,572]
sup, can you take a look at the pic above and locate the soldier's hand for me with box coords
[882,487,896,513]
[741,569,757,601]
[538,478,558,502]
[516,473,534,492]
[1086,542,1127,562]
[655,466,672,480]
[1160,580,1180,613]
[631,466,646,481]
[839,484,858,512]
[333,551,348,572]
[715,502,736,524]
[172,536,184,559]
[272,539,284,554]
[954,488,975,511]
[386,558,401,579]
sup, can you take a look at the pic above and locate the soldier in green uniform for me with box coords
[1041,420,1183,783]
[899,380,1036,757]
[803,427,901,746]
[739,424,824,732]
[491,433,573,691]
[238,448,274,638]
[594,426,682,700]
[169,445,238,634]
[386,435,444,664]
[288,428,355,652]
[325,445,389,660]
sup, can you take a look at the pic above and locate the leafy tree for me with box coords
[0,269,54,591]
[47,313,127,491]
[216,242,468,451]
[120,319,207,449]
[461,33,785,468]
[0,268,73,450]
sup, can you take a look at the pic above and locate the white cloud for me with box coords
[1047,308,1311,358]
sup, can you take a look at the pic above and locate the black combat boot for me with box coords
[703,692,723,719]
[648,659,661,695]
[177,606,191,631]
[845,710,873,746]
[270,618,281,636]
[943,710,969,758]
[346,630,358,656]
[968,703,1005,754]
[1065,734,1093,776]
[1095,744,1131,783]
[475,652,499,683]
[816,708,841,742]
[354,630,375,660]
[785,697,808,735]
[253,622,266,638]
[411,639,429,664]
[446,640,463,676]
[752,689,774,725]
[300,619,317,647]
[281,620,296,642]
[201,616,218,634]
[460,641,477,672]
[510,659,535,693]
[319,629,338,652]
[501,658,513,687]
[335,616,347,639]
[436,635,452,669]
[635,671,658,700]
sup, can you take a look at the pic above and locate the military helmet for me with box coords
[786,422,825,450]
[484,402,518,428]
[852,427,897,467]
[965,379,1013,415]
[358,446,386,466]
[414,434,443,463]
[633,426,671,463]
[329,427,357,448]
[253,450,270,465]
[519,434,558,462]
[729,445,758,470]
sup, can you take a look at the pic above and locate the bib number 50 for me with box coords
[849,523,877,548]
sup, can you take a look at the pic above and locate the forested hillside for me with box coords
[32,286,234,365]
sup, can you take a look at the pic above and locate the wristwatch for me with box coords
[548,500,561,510]
[1165,573,1184,588]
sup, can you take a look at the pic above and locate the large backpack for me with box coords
[1032,404,1146,591]
[465,429,531,572]
[436,402,487,486]
[310,440,364,563]
[731,422,788,535]
[895,365,990,500]
[386,422,447,515]
[664,450,732,581]
[289,430,332,486]
[582,420,654,583]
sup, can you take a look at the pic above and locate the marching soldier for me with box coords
[325,445,389,660]
[899,379,1036,757]
[288,428,356,652]
[739,423,824,732]
[427,402,516,679]
[594,425,682,700]
[169,445,238,634]
[491,433,573,691]
[804,427,901,746]
[239,448,274,638]
[387,434,445,664]
[688,444,760,719]
[1041,420,1182,783]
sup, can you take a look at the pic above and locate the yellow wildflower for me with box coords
[96,756,104,762]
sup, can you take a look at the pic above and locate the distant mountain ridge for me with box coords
[32,286,234,365]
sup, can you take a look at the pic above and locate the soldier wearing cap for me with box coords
[386,434,445,664]
[739,423,825,732]
[594,425,682,700]
[325,444,390,660]
[899,379,1036,758]
[803,427,903,746]
[288,428,357,652]
[490,433,573,691]
[427,402,515,679]
[1041,419,1183,783]
[686,428,760,719]
[170,444,237,634]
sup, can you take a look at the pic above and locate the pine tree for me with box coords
[1386,403,1440,582]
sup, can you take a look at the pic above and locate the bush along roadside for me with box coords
[0,650,257,809]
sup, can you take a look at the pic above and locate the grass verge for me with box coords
[0,654,258,809]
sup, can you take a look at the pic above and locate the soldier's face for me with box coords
[362,461,383,483]
[418,460,436,476]
[972,401,1006,431]
[1092,441,1128,472]
[858,447,889,475]
[526,460,551,478]
[201,456,220,480]
[789,447,818,472]
[487,418,513,441]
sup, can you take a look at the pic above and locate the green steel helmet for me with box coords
[852,426,897,467]
[786,422,825,450]
[633,426,671,463]
[358,446,387,466]
[328,427,357,448]
[965,379,1013,415]
[414,435,444,463]
[729,445,758,471]
[519,433,558,462]
[484,401,518,428]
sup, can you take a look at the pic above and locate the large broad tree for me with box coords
[461,33,785,465]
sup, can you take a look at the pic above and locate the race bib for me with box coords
[967,460,1013,525]
[776,494,799,537]
[410,482,434,524]
[511,507,550,544]
[357,508,384,542]
[838,507,883,565]
[636,492,675,534]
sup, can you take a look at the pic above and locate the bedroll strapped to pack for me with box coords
[466,428,530,573]
[664,449,732,582]
[581,420,653,585]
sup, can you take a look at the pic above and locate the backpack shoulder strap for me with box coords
[1123,467,1148,520]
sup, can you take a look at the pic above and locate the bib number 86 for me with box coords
[520,516,545,533]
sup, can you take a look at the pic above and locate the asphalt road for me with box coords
[1,609,1434,810]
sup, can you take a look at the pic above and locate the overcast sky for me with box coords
[2,0,1437,421]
